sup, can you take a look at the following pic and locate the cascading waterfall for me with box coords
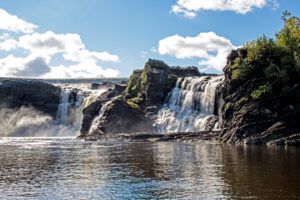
[56,88,71,124]
[155,76,224,133]
[55,85,110,135]
[88,99,114,135]
[55,87,87,136]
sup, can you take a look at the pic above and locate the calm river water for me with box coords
[0,137,299,199]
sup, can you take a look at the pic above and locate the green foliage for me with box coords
[106,102,115,111]
[251,85,271,100]
[230,13,300,105]
[125,71,143,97]
[126,101,140,110]
[276,16,300,54]
[224,102,233,111]
[281,10,291,21]
[231,58,253,81]
[238,97,249,105]
[128,97,143,104]
[245,36,277,65]
[141,71,148,86]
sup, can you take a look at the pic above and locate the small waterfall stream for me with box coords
[55,87,85,136]
[155,76,224,133]
[88,99,114,135]
[56,89,72,124]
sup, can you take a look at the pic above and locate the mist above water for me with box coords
[0,106,75,137]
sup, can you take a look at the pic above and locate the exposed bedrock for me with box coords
[88,98,154,135]
[79,83,126,136]
[0,80,61,117]
[220,49,300,144]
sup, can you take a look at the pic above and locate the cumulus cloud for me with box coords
[0,34,17,51]
[18,31,84,56]
[0,54,50,77]
[0,9,120,78]
[17,31,120,62]
[63,49,120,63]
[0,8,37,33]
[171,0,276,18]
[158,32,236,71]
[43,60,120,78]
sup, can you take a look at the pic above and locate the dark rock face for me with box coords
[79,83,126,136]
[0,80,61,117]
[91,98,154,134]
[220,49,300,144]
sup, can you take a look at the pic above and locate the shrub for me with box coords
[251,85,271,100]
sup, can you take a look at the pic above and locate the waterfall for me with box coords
[56,88,71,124]
[88,99,114,135]
[155,76,224,133]
[56,85,110,135]
[55,87,86,134]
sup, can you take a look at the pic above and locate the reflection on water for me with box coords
[0,138,299,199]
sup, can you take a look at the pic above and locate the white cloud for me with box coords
[18,31,84,56]
[0,8,37,33]
[172,0,275,18]
[63,49,120,63]
[158,32,236,71]
[0,34,17,51]
[0,54,50,77]
[0,51,119,78]
[43,60,120,79]
[0,9,121,78]
[17,31,120,63]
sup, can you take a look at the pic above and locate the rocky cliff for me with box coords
[0,80,61,117]
[219,15,300,144]
[221,45,300,144]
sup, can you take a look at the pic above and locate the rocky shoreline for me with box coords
[78,130,300,145]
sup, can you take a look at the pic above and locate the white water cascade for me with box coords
[55,84,110,136]
[56,88,72,124]
[55,88,85,135]
[155,76,224,133]
[88,99,114,135]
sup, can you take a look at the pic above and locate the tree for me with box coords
[281,10,291,21]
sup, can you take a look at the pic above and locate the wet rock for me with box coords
[79,83,126,137]
[94,98,154,134]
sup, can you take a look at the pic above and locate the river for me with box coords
[0,138,299,199]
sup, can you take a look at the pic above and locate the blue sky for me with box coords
[0,0,299,78]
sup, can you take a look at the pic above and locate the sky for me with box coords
[0,0,299,78]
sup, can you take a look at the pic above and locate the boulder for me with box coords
[90,98,154,135]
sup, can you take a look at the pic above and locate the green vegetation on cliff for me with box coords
[222,13,300,143]
[230,14,300,103]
